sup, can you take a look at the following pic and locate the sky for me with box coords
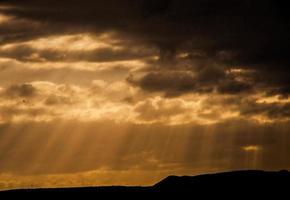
[0,0,290,190]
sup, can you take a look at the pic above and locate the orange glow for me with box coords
[0,3,289,190]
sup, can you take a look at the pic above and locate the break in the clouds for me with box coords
[0,0,290,190]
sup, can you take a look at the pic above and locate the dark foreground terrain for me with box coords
[1,170,290,198]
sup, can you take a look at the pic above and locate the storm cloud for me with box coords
[0,0,290,189]
[1,0,290,97]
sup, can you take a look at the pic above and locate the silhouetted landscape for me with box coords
[1,170,290,197]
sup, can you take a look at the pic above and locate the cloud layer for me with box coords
[0,0,290,189]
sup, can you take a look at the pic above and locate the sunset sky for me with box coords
[0,0,290,190]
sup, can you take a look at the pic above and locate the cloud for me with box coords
[133,97,188,122]
[240,101,290,120]
[0,33,158,63]
[3,83,36,98]
[217,79,253,94]
[0,0,290,190]
[44,95,74,106]
[128,71,196,97]
[128,65,253,97]
[0,81,136,124]
[0,0,290,99]
[1,0,289,59]
[0,80,289,125]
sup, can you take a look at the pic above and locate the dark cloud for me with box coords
[1,0,290,98]
[128,66,254,96]
[3,83,36,98]
[196,65,225,85]
[127,71,196,97]
[257,69,290,98]
[267,87,290,99]
[240,101,290,120]
[141,0,172,17]
[0,15,77,45]
[217,80,253,95]
[1,0,289,52]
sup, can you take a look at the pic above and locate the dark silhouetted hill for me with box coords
[1,170,290,198]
